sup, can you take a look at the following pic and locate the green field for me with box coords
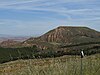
[0,54,100,75]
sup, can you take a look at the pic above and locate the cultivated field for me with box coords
[0,54,100,75]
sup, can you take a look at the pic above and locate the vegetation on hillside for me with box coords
[0,46,38,63]
[0,26,100,63]
[0,43,100,63]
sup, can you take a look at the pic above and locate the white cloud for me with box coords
[0,0,99,20]
[0,0,100,36]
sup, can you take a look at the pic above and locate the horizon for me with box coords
[0,25,99,37]
[0,0,100,36]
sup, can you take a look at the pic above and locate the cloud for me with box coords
[0,0,100,22]
[0,0,100,36]
[0,0,99,20]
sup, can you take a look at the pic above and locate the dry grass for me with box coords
[0,54,100,75]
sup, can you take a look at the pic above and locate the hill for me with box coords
[24,26,100,53]
[0,26,100,63]
[1,26,100,48]
[34,26,100,43]
[0,40,20,48]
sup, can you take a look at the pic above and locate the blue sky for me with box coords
[0,0,100,36]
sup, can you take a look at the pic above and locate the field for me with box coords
[0,54,100,75]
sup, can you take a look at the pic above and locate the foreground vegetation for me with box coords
[0,54,100,75]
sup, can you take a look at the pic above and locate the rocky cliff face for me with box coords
[22,26,100,50]
[34,26,100,43]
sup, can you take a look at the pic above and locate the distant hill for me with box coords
[0,34,29,42]
[0,34,30,47]
[0,34,11,43]
[34,26,100,43]
[0,34,29,46]
[24,26,100,48]
[1,26,100,50]
[16,26,99,56]
[0,40,20,48]
[1,26,100,48]
[0,34,12,37]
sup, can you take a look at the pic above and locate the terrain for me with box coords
[0,26,100,75]
[23,26,100,46]
[0,26,100,63]
[22,26,100,55]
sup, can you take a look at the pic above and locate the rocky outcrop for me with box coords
[34,26,100,44]
[1,26,100,49]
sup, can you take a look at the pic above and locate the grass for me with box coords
[0,54,100,75]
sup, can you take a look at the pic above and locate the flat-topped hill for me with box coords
[25,26,100,44]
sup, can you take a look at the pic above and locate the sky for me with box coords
[0,0,100,36]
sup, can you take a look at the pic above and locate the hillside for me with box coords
[34,26,100,43]
[24,26,100,52]
[1,26,100,48]
[0,37,29,47]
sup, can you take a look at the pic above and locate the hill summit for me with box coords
[1,26,100,48]
[32,26,100,44]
